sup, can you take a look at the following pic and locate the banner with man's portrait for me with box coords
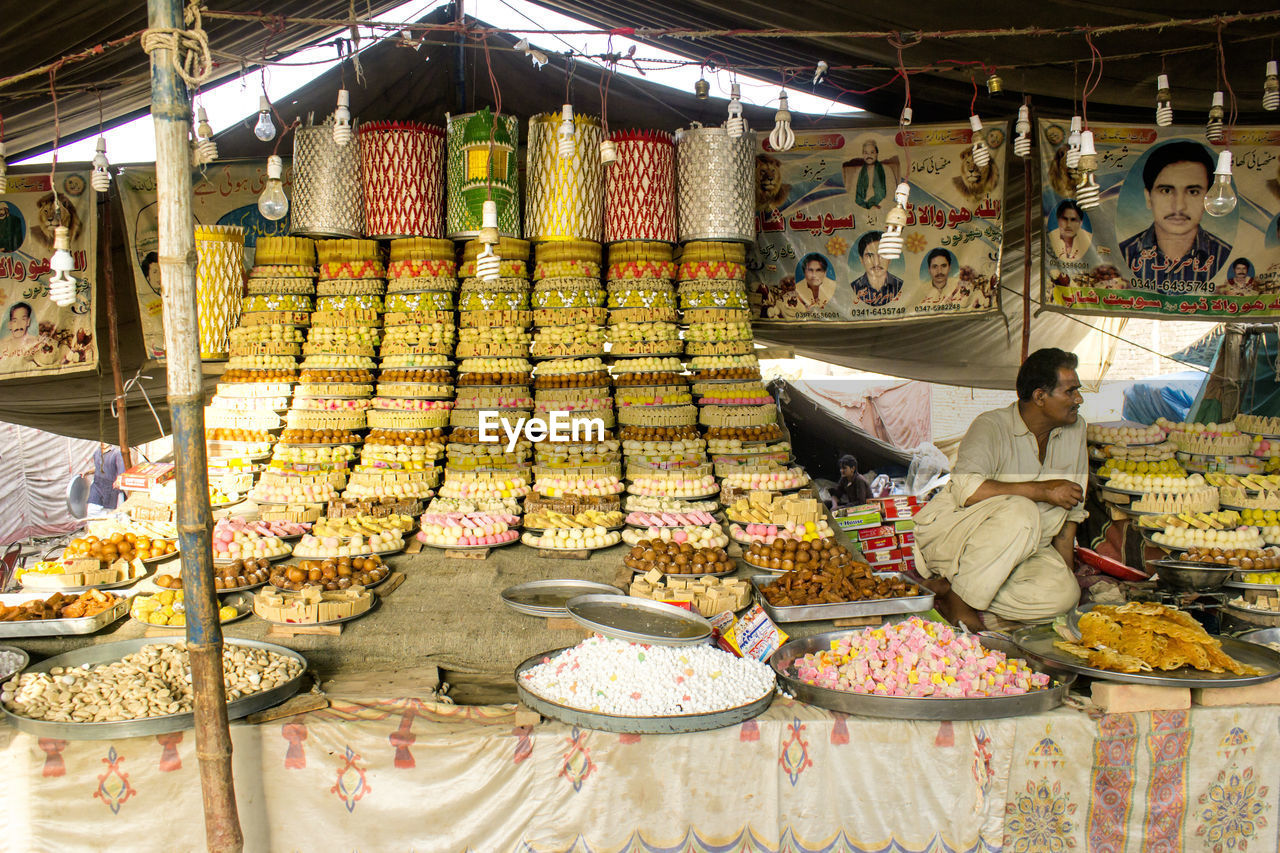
[117,160,294,359]
[1039,120,1280,319]
[749,122,1006,322]
[0,170,98,380]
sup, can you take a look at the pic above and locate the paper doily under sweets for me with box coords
[195,224,246,361]
[525,112,604,242]
[359,121,445,239]
[605,129,676,244]
[292,116,366,239]
[446,109,521,239]
[676,126,755,244]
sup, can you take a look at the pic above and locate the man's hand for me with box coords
[1036,479,1083,509]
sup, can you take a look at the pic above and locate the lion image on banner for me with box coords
[31,192,82,252]
[952,148,1000,203]
[755,153,791,212]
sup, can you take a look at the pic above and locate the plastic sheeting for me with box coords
[0,423,97,544]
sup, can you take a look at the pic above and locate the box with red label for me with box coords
[901,555,918,574]
[862,536,897,551]
[119,462,175,491]
[856,525,896,541]
[864,546,908,563]
[897,530,915,546]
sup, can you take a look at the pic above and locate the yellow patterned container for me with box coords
[525,113,604,242]
[253,235,316,267]
[195,225,246,360]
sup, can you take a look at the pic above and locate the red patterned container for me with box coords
[359,121,446,239]
[605,129,676,244]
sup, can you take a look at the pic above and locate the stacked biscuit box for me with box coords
[836,496,922,573]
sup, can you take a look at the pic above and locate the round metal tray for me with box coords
[525,540,623,554]
[20,566,153,594]
[1237,627,1280,648]
[626,489,720,501]
[770,630,1073,720]
[416,537,519,551]
[515,647,774,734]
[629,565,737,579]
[566,594,712,645]
[523,524,625,535]
[213,552,291,569]
[0,637,307,740]
[1226,576,1280,591]
[129,591,255,630]
[740,556,788,574]
[1222,601,1280,627]
[290,545,406,560]
[501,580,623,617]
[1011,623,1280,688]
[0,644,29,684]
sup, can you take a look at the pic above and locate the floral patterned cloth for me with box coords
[0,697,1276,851]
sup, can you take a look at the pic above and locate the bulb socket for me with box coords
[695,78,710,100]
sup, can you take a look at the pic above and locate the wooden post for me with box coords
[146,1,243,851]
[99,190,131,469]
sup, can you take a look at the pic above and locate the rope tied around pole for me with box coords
[141,2,214,88]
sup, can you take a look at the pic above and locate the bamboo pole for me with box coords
[99,191,132,469]
[147,1,243,850]
[1021,95,1032,363]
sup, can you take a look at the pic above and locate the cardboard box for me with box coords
[119,462,175,491]
[897,531,915,545]
[862,536,898,551]
[893,519,917,533]
[856,525,897,541]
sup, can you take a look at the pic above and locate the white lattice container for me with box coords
[675,125,755,243]
[292,116,366,238]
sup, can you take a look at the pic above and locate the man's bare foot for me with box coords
[918,576,985,632]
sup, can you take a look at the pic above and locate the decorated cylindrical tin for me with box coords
[525,112,604,242]
[604,129,676,244]
[446,108,521,239]
[675,125,755,243]
[359,121,445,238]
[194,225,246,360]
[291,116,366,239]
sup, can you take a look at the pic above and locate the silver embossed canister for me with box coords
[291,115,366,238]
[675,124,755,243]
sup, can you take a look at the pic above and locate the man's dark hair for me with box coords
[1231,257,1251,274]
[1055,198,1084,220]
[838,454,858,471]
[8,301,31,321]
[801,253,828,273]
[925,248,951,266]
[857,230,884,257]
[1016,348,1079,402]
[1141,141,1214,191]
[140,251,159,273]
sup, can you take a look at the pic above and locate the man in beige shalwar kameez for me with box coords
[915,348,1086,630]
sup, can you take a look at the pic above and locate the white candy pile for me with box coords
[520,635,775,716]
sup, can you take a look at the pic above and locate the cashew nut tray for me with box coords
[1,637,307,739]
[0,593,129,638]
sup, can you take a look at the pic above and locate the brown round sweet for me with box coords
[618,425,700,442]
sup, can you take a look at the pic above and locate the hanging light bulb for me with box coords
[90,136,111,193]
[1206,91,1225,143]
[476,200,502,281]
[0,141,7,194]
[48,225,77,308]
[258,155,289,221]
[333,89,352,146]
[813,61,829,86]
[1013,105,1032,158]
[1075,131,1101,209]
[557,104,575,158]
[725,82,745,138]
[1265,62,1280,111]
[193,106,218,165]
[600,139,617,165]
[1204,150,1238,216]
[694,78,710,100]
[969,115,990,169]
[770,91,795,152]
[1065,116,1082,169]
[253,95,276,142]
[878,181,911,260]
[1155,74,1173,126]
[900,106,913,127]
[986,72,1003,95]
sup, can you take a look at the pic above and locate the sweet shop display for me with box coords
[292,529,405,558]
[1129,488,1220,514]
[212,559,274,590]
[1152,526,1264,551]
[520,526,622,550]
[0,590,122,622]
[1054,603,1262,675]
[254,586,375,624]
[759,562,920,607]
[629,572,751,617]
[793,619,1050,698]
[519,635,775,717]
[1237,414,1280,437]
[131,591,242,627]
[2,643,304,724]
[211,519,292,563]
[1087,422,1166,445]
[622,540,735,575]
[621,525,729,548]
[1103,472,1207,493]
[269,556,390,591]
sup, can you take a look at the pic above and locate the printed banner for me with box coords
[0,170,98,380]
[117,160,294,359]
[1040,120,1280,319]
[749,122,1006,322]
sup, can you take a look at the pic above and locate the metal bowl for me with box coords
[1149,559,1237,592]
[0,644,28,684]
[1237,627,1280,650]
